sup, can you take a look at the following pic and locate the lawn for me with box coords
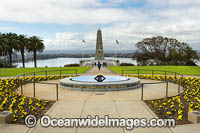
[109,66,200,75]
[0,66,91,77]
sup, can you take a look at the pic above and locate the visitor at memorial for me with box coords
[103,62,105,67]
[105,62,107,67]
[97,61,101,71]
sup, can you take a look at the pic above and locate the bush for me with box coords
[0,61,17,68]
[0,62,4,68]
[120,63,135,66]
[64,63,79,67]
[185,61,197,66]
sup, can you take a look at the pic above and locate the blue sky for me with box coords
[0,0,200,51]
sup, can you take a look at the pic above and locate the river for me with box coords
[14,57,137,68]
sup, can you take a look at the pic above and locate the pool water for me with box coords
[71,76,129,83]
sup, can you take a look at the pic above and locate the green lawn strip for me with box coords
[109,66,200,75]
[0,66,91,77]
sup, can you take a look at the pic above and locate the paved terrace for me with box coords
[0,67,200,133]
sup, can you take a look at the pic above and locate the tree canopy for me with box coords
[0,33,45,68]
[132,36,199,66]
[27,36,45,68]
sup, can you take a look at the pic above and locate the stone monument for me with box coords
[95,29,104,60]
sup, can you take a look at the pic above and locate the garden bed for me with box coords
[0,75,73,124]
[125,74,200,125]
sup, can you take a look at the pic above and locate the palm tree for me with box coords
[3,33,18,67]
[15,34,28,68]
[0,33,5,54]
[28,36,45,68]
[0,34,6,67]
[0,33,6,59]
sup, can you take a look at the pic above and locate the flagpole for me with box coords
[115,45,117,60]
[115,40,119,60]
[82,40,85,60]
[115,40,116,60]
[83,41,85,59]
[82,43,83,59]
[82,40,84,59]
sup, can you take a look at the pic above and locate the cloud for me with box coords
[0,26,16,31]
[0,0,138,24]
[0,0,200,50]
[44,32,97,50]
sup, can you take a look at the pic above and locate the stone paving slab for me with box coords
[81,101,118,117]
[0,123,29,133]
[77,127,123,133]
[171,124,200,133]
[82,67,117,76]
[30,101,84,133]
[125,128,170,133]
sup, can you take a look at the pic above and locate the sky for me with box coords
[0,0,200,51]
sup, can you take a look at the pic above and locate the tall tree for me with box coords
[28,36,45,68]
[0,33,5,55]
[133,36,199,66]
[0,33,10,67]
[15,34,28,68]
[3,33,18,67]
[0,33,7,58]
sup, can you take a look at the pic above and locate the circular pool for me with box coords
[71,76,129,82]
[60,75,141,91]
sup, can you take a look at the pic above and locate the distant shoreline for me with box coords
[12,53,134,63]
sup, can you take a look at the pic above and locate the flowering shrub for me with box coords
[0,75,73,123]
[125,74,200,124]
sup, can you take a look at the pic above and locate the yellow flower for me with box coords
[167,111,172,115]
[177,115,182,120]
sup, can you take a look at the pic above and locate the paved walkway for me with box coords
[82,66,117,75]
[1,66,200,133]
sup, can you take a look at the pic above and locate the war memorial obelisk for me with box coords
[95,29,104,60]
[80,29,118,66]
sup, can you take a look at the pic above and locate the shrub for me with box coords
[64,63,79,67]
[120,63,135,66]
[185,61,197,66]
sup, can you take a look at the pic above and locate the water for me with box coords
[105,57,137,65]
[71,76,129,82]
[14,57,137,68]
[197,61,200,66]
[14,57,199,68]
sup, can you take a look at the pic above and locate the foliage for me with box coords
[14,35,29,68]
[64,64,80,67]
[0,61,4,68]
[120,63,135,66]
[27,36,45,68]
[0,33,45,68]
[132,36,199,66]
[0,33,18,67]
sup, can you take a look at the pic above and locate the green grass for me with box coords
[0,66,91,77]
[109,66,200,75]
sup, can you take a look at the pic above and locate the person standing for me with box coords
[97,61,101,71]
